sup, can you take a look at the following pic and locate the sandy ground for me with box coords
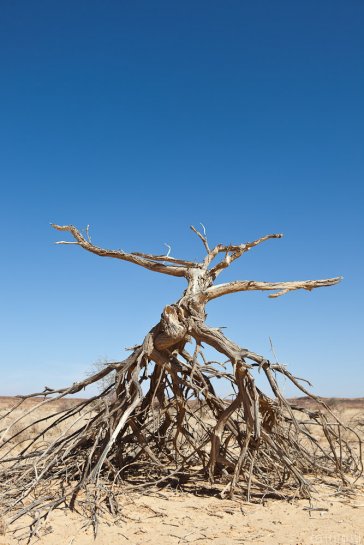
[1,484,364,545]
[1,397,363,545]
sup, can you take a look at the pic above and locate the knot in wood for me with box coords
[153,305,188,351]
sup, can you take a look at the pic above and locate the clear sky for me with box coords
[0,1,363,397]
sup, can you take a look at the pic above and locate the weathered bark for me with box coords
[0,224,360,540]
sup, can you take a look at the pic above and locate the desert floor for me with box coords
[0,397,363,545]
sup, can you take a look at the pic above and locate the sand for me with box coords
[1,484,364,545]
[0,397,363,544]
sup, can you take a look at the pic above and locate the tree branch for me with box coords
[206,233,283,273]
[205,277,343,300]
[51,224,187,277]
[190,225,210,254]
[131,251,197,267]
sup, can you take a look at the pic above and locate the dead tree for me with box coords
[0,225,362,537]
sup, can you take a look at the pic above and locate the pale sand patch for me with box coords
[1,483,363,545]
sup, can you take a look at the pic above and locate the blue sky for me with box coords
[0,1,363,397]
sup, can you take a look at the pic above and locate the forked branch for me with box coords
[52,224,189,277]
[208,233,283,276]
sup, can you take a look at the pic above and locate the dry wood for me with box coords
[0,224,361,540]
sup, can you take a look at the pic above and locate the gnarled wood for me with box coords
[206,277,343,300]
[0,224,359,541]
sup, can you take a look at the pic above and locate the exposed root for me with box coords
[0,223,359,540]
[0,338,361,539]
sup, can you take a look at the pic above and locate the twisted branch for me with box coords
[206,277,343,300]
[52,224,188,277]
